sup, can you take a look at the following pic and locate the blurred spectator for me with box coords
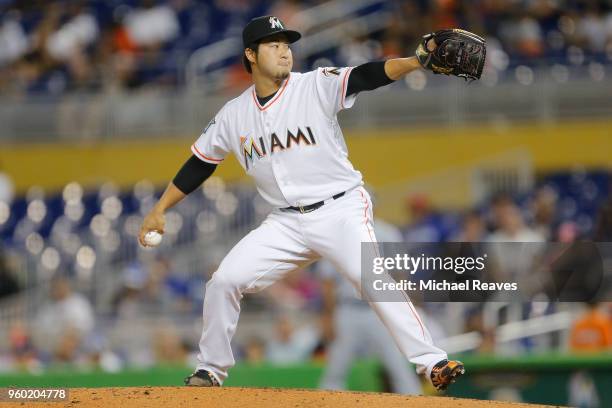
[452,210,486,242]
[53,327,84,364]
[430,0,460,30]
[0,320,41,372]
[379,14,404,59]
[242,336,266,364]
[487,199,544,242]
[464,308,496,354]
[144,257,193,314]
[81,333,123,372]
[112,262,149,318]
[530,186,559,240]
[44,3,98,73]
[265,314,318,364]
[110,261,193,367]
[501,15,545,58]
[569,302,612,352]
[111,0,181,89]
[152,325,188,364]
[96,8,139,89]
[0,248,19,299]
[402,193,450,242]
[34,276,95,347]
[486,193,514,232]
[124,0,179,49]
[0,9,28,67]
[577,3,608,53]
[486,199,545,283]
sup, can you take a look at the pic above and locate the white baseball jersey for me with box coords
[192,67,363,208]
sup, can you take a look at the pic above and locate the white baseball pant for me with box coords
[196,186,447,384]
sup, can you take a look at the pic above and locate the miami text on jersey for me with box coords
[242,126,317,169]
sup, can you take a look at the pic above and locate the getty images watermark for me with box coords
[360,242,611,303]
[370,252,517,292]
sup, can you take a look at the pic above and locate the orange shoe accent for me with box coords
[430,360,465,391]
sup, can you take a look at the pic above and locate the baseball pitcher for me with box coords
[139,15,485,390]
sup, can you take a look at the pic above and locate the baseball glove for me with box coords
[415,29,486,81]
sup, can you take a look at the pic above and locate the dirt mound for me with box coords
[19,387,553,408]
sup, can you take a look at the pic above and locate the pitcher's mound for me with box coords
[28,387,555,408]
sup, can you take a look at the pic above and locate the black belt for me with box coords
[282,192,346,213]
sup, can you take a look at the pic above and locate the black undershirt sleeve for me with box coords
[172,155,218,195]
[346,61,394,96]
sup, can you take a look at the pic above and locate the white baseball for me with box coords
[144,230,163,247]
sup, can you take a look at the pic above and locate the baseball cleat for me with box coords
[430,359,465,391]
[184,369,220,387]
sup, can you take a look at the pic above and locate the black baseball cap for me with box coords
[242,16,301,48]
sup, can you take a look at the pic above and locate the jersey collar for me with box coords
[251,74,290,111]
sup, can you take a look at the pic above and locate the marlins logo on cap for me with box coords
[269,16,284,29]
[242,15,301,48]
